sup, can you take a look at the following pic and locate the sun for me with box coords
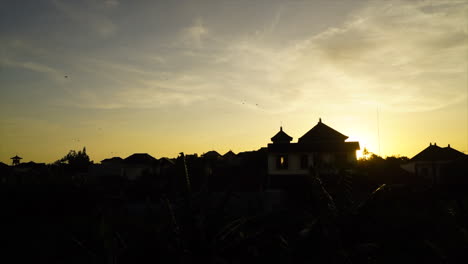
[356,149,364,160]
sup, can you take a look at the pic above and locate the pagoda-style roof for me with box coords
[10,155,22,160]
[271,127,293,143]
[298,118,348,143]
[410,143,466,162]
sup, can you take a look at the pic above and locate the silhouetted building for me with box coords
[441,155,468,184]
[401,143,466,184]
[202,150,222,161]
[101,157,124,165]
[87,157,124,181]
[267,118,359,188]
[223,150,236,159]
[222,150,240,166]
[156,157,176,184]
[10,155,22,166]
[122,153,157,180]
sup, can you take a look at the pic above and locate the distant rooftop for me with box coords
[411,143,466,161]
[223,150,237,157]
[101,157,123,164]
[124,153,157,164]
[202,150,222,159]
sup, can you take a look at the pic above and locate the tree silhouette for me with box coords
[56,147,92,172]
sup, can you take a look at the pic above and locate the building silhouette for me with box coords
[10,155,22,166]
[401,143,466,184]
[267,118,359,188]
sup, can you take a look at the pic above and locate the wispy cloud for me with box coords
[70,82,206,110]
[303,0,468,111]
[194,0,468,113]
[52,0,117,38]
[0,58,66,83]
[178,18,209,48]
[61,56,208,109]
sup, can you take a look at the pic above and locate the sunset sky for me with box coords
[1,0,467,164]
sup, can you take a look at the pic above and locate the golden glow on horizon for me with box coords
[356,150,364,160]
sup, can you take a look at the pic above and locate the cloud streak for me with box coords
[51,0,117,38]
[0,57,66,83]
[178,18,209,48]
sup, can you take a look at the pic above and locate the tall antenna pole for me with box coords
[377,106,381,156]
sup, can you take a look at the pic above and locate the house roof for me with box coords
[203,151,222,159]
[223,150,237,157]
[271,127,293,143]
[298,119,348,143]
[101,157,123,164]
[124,153,157,164]
[410,143,466,162]
[10,155,22,160]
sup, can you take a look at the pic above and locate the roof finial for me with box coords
[448,144,451,148]
[280,126,283,131]
[319,118,322,123]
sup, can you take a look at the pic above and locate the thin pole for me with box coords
[377,106,381,156]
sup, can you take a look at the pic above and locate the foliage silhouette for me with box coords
[55,147,92,172]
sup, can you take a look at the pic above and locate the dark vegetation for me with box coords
[1,149,467,263]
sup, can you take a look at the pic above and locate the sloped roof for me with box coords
[203,151,222,159]
[298,119,348,143]
[124,153,157,164]
[223,150,237,157]
[10,155,22,160]
[271,127,293,143]
[411,144,466,161]
[101,157,123,164]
